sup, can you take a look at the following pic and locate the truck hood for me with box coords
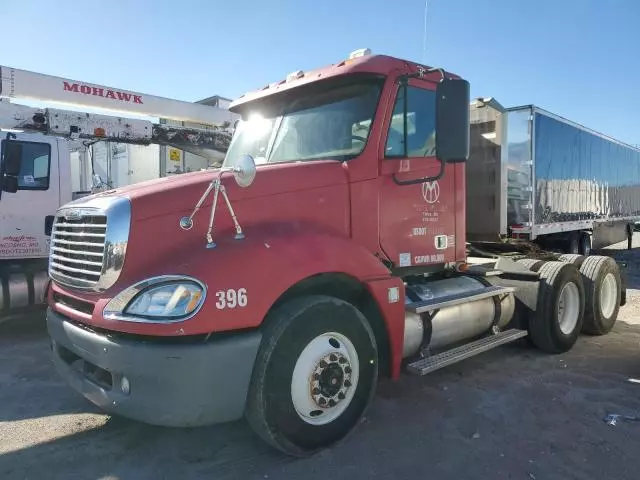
[85,160,350,221]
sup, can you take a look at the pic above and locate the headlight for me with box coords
[104,276,206,322]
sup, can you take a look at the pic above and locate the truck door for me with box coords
[0,134,59,261]
[378,81,458,270]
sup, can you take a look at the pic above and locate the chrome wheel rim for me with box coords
[600,273,618,319]
[291,332,359,426]
[558,282,580,335]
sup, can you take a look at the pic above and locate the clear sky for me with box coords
[3,0,639,145]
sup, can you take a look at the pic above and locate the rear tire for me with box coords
[558,254,586,268]
[529,261,585,353]
[245,295,378,457]
[579,256,621,335]
[517,258,545,272]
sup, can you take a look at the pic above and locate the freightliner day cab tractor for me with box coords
[0,65,238,321]
[9,49,625,456]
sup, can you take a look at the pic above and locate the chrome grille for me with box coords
[48,196,131,291]
[49,214,107,288]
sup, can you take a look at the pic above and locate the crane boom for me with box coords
[0,65,237,126]
[0,65,240,162]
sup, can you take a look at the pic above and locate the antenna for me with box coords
[422,0,429,64]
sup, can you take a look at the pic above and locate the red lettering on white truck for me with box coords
[63,81,144,104]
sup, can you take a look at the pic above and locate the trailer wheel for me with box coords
[529,261,585,354]
[579,232,592,256]
[566,233,580,255]
[579,256,621,335]
[516,258,545,272]
[245,295,378,457]
[558,254,586,268]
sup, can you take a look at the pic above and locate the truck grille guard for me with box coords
[49,196,131,292]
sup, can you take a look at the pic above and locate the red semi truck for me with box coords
[8,49,624,456]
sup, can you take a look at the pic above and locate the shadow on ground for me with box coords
[3,319,640,480]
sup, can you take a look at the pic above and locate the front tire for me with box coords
[245,295,378,457]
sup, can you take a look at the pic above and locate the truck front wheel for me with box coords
[245,295,378,457]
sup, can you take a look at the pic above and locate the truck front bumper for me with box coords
[47,308,261,427]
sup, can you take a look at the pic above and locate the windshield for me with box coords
[223,78,383,167]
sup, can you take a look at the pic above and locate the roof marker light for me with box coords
[348,48,372,60]
[286,70,304,82]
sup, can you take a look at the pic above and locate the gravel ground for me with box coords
[2,237,640,480]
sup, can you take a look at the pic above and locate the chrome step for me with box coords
[406,285,515,314]
[406,329,528,376]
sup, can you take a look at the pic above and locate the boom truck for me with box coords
[0,65,238,321]
[17,49,626,456]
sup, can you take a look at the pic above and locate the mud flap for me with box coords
[617,261,628,306]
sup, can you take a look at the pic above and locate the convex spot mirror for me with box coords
[435,78,470,163]
[233,154,257,188]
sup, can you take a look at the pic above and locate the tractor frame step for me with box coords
[406,329,528,376]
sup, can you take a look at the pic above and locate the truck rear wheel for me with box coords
[245,295,378,457]
[529,261,585,353]
[579,256,621,335]
[558,254,586,267]
[517,258,545,272]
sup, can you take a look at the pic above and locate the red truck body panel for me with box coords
[48,53,466,380]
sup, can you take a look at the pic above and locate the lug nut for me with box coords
[344,380,352,388]
[312,388,320,395]
[338,392,345,400]
[338,357,347,364]
[319,397,327,406]
[319,360,327,368]
[328,399,336,407]
[345,366,352,374]
[330,354,337,362]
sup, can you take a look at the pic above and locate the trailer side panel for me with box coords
[532,109,640,244]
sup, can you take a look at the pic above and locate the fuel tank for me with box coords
[0,261,49,321]
[403,275,516,358]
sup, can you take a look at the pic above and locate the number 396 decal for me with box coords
[215,288,248,310]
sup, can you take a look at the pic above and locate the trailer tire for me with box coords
[529,261,585,354]
[579,256,621,335]
[566,233,580,255]
[516,259,545,272]
[579,232,592,256]
[558,254,586,268]
[245,295,378,457]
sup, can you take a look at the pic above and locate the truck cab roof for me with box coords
[229,50,460,114]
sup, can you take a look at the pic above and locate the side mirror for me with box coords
[232,154,256,188]
[3,141,23,176]
[2,175,18,193]
[435,78,470,163]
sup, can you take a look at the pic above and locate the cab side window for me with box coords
[385,86,436,158]
[1,141,51,190]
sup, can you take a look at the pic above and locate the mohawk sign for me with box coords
[63,81,144,104]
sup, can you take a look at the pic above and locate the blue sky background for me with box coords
[3,0,639,145]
